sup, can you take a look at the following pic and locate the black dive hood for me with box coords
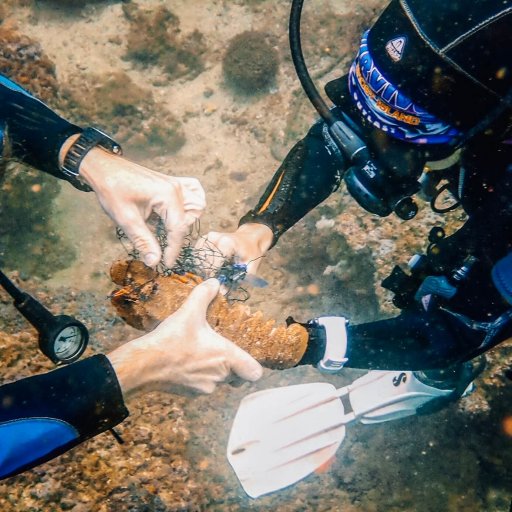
[289,0,419,219]
[288,0,512,219]
[367,0,512,133]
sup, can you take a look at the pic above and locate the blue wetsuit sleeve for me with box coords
[0,73,81,178]
[0,354,129,479]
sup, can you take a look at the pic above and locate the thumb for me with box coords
[120,214,162,267]
[227,342,263,382]
[245,258,263,276]
[179,278,220,317]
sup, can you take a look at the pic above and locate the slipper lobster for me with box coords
[109,259,309,369]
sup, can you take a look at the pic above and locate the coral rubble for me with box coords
[123,4,206,81]
[0,25,59,103]
[0,24,75,278]
[63,71,186,155]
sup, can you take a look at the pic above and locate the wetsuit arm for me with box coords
[0,73,81,179]
[0,354,128,480]
[300,209,512,372]
[239,119,345,247]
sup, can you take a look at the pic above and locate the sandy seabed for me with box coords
[0,1,511,511]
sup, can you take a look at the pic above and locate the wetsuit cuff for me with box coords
[299,317,349,373]
[0,354,129,439]
[0,74,83,179]
[298,322,326,366]
[68,354,129,437]
[238,211,282,248]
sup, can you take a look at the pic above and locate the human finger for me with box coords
[176,278,220,319]
[195,232,236,271]
[226,342,263,382]
[163,228,189,268]
[157,196,190,268]
[118,208,162,267]
[176,177,207,212]
[244,258,264,276]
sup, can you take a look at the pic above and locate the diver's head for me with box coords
[291,0,510,218]
[361,0,512,146]
[332,0,511,218]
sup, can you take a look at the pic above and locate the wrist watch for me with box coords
[312,316,349,373]
[61,127,122,191]
[297,315,349,371]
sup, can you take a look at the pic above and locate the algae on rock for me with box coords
[223,31,279,96]
[123,4,206,81]
[62,71,186,156]
[0,166,76,279]
[0,24,76,279]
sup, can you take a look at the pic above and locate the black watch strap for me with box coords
[297,316,349,373]
[61,127,122,191]
[298,321,327,366]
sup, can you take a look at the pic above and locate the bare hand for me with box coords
[107,279,263,397]
[78,147,206,268]
[194,223,274,276]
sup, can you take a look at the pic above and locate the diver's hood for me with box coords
[356,0,511,133]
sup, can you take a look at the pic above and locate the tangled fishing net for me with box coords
[115,219,259,303]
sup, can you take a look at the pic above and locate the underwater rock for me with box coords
[0,25,59,103]
[0,168,76,279]
[109,260,309,369]
[223,31,279,95]
[63,71,186,155]
[122,4,206,81]
[235,0,267,5]
[280,1,385,147]
[106,484,168,512]
[38,0,109,4]
[0,23,59,181]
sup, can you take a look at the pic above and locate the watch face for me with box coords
[54,325,84,360]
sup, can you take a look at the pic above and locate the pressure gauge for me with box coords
[0,269,89,364]
[39,316,89,364]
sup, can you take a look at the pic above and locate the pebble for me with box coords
[202,103,218,116]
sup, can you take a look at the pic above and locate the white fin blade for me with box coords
[227,383,346,498]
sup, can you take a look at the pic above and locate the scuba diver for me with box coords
[198,0,512,414]
[0,74,262,479]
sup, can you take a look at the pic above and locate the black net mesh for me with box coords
[115,218,265,302]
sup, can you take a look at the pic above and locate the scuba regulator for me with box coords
[289,0,420,220]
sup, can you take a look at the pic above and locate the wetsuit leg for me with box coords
[345,306,512,371]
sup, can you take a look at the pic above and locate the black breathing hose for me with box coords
[0,269,25,302]
[289,0,335,126]
[288,0,372,165]
[288,0,417,219]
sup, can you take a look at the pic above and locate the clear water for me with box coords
[0,1,511,511]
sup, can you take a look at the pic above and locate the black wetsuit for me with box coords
[0,74,128,479]
[240,0,512,371]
